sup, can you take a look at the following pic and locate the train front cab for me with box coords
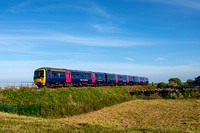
[34,68,46,87]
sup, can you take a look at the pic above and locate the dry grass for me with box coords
[0,99,200,132]
[63,99,200,132]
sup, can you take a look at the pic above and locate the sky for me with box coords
[0,0,200,83]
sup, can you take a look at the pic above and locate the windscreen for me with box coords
[34,70,44,79]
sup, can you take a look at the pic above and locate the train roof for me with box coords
[37,67,106,74]
[35,67,147,78]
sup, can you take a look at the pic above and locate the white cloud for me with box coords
[92,23,119,33]
[143,0,200,9]
[8,0,32,12]
[155,57,165,61]
[124,57,135,61]
[0,32,160,50]
[91,7,110,18]
[0,30,199,53]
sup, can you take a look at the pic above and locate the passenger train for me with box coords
[34,67,149,88]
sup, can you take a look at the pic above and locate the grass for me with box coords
[0,86,133,118]
[0,99,200,133]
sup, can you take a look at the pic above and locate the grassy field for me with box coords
[0,86,158,118]
[0,87,132,118]
[0,99,200,133]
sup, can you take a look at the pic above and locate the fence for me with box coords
[0,103,41,116]
[0,82,37,89]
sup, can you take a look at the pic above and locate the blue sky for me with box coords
[0,0,200,83]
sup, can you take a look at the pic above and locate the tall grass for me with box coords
[0,87,132,118]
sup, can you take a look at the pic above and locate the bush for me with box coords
[157,82,166,89]
[158,90,172,99]
[168,78,182,87]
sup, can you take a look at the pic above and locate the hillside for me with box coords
[0,99,200,132]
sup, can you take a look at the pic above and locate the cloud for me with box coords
[142,0,200,9]
[8,0,33,12]
[155,57,165,61]
[0,30,199,53]
[0,31,162,51]
[91,7,110,18]
[7,0,111,18]
[92,23,119,33]
[124,57,135,61]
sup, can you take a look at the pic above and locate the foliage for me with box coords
[186,79,194,85]
[0,87,132,118]
[157,82,166,89]
[158,90,173,99]
[130,88,199,99]
[167,82,178,88]
[168,78,182,87]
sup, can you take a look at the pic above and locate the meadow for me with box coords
[0,86,199,132]
[0,99,199,132]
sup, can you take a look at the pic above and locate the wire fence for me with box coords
[0,82,37,90]
[0,103,41,116]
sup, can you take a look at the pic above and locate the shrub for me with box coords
[157,82,166,89]
[158,90,172,99]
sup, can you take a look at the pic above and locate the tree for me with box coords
[168,78,182,86]
[157,82,166,89]
[186,79,193,85]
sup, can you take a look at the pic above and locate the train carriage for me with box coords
[34,67,148,88]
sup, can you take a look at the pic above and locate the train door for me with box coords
[46,70,51,86]
[47,70,51,81]
[115,75,118,83]
[127,76,129,83]
[91,73,96,83]
[65,71,71,82]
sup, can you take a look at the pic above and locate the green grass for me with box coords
[0,86,132,118]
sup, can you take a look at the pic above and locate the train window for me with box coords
[71,73,75,78]
[108,75,115,80]
[60,73,65,78]
[82,73,87,79]
[75,74,80,78]
[96,74,104,80]
[34,71,44,79]
[82,73,91,79]
[122,76,126,80]
[52,72,58,78]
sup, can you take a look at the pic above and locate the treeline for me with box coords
[157,78,198,88]
[130,88,200,99]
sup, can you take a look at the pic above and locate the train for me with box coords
[34,67,149,88]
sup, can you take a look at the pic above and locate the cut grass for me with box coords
[0,99,200,133]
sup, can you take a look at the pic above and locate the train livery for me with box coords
[34,67,149,88]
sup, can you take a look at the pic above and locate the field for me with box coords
[0,99,200,133]
[0,86,156,118]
